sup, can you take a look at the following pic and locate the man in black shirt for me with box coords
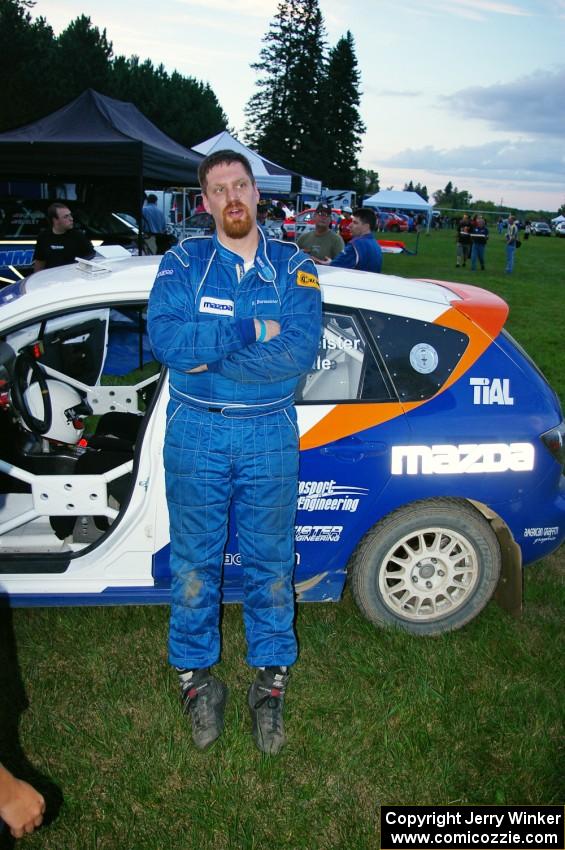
[33,202,95,272]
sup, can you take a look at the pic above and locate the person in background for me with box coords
[33,202,95,273]
[456,214,472,268]
[505,215,519,274]
[338,206,354,243]
[297,202,344,261]
[142,194,169,255]
[470,216,489,271]
[316,207,382,273]
[0,763,45,839]
[256,200,270,234]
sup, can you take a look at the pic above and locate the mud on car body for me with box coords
[0,256,563,635]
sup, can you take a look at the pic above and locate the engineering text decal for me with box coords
[298,480,369,513]
[295,525,343,542]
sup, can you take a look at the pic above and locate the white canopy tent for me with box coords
[550,214,565,225]
[192,131,321,197]
[363,189,433,231]
[363,189,433,228]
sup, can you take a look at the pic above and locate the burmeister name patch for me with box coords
[296,270,319,289]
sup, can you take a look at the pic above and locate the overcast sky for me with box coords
[35,0,565,211]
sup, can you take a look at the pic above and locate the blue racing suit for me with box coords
[330,232,382,272]
[147,229,322,670]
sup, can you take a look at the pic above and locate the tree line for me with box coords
[3,0,561,215]
[0,0,227,148]
[0,0,374,197]
[432,181,559,220]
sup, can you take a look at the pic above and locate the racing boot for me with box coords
[248,666,290,755]
[177,668,228,750]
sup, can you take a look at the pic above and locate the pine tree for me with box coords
[0,0,55,130]
[243,0,327,175]
[318,31,365,187]
[404,180,429,201]
[55,16,113,98]
[109,57,227,148]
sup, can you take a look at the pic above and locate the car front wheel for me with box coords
[350,499,501,635]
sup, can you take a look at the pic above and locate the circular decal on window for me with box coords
[409,343,439,374]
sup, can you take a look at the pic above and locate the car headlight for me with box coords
[541,421,565,472]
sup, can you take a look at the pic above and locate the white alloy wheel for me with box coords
[350,499,501,635]
[378,525,479,621]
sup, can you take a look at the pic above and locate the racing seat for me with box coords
[49,412,143,540]
[87,411,143,452]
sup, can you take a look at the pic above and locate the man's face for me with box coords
[53,207,74,233]
[350,216,367,238]
[314,210,331,232]
[202,161,259,240]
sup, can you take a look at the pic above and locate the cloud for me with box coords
[443,67,565,136]
[174,0,275,15]
[373,89,423,98]
[381,138,565,184]
[399,0,532,21]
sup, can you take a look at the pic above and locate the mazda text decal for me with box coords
[298,480,369,512]
[391,443,535,475]
[199,296,235,316]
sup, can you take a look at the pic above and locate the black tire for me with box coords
[349,498,501,635]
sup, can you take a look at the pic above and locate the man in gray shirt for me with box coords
[297,202,344,261]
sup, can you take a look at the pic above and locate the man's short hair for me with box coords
[198,150,255,192]
[353,207,376,231]
[147,194,158,204]
[47,201,70,225]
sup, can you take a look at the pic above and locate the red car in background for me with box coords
[378,212,409,233]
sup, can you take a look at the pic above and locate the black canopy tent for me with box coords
[0,89,204,250]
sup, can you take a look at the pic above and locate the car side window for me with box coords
[296,308,392,403]
[104,306,157,381]
[6,304,159,389]
[363,310,469,401]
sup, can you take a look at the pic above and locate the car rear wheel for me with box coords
[350,499,501,635]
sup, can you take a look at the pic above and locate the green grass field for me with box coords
[1,230,564,850]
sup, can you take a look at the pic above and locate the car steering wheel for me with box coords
[10,351,53,434]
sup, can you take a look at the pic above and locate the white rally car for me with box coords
[0,255,563,634]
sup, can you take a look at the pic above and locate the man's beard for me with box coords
[222,202,254,239]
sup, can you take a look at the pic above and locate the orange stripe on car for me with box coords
[300,287,508,452]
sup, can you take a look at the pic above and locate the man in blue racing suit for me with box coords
[316,207,382,273]
[147,151,321,754]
